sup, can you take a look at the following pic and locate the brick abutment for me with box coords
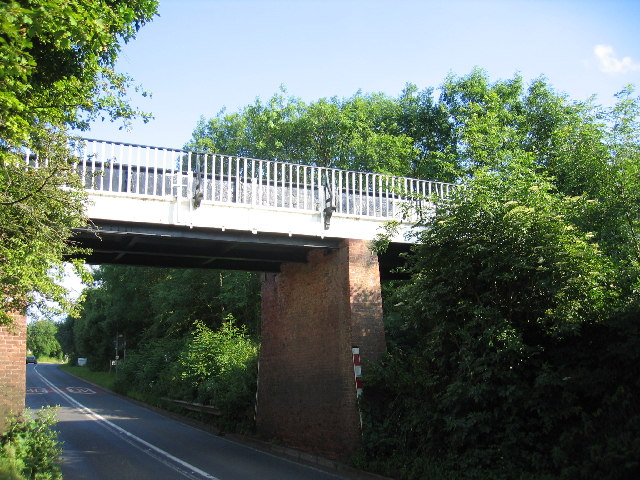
[256,238,385,459]
[0,312,27,432]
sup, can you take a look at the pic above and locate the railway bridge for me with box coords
[1,139,455,458]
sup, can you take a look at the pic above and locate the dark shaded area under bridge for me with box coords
[69,221,410,280]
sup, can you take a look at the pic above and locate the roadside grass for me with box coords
[58,366,192,418]
[33,355,66,364]
[60,365,117,391]
[58,365,230,433]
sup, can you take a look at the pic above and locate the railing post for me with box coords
[252,159,257,206]
[234,157,240,204]
[303,165,308,209]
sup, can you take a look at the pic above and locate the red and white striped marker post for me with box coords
[352,346,364,430]
[352,347,363,397]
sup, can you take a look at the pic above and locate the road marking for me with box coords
[65,386,96,394]
[26,387,50,394]
[35,368,220,480]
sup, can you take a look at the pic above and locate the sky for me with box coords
[84,0,640,150]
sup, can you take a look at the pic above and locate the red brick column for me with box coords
[256,239,385,459]
[0,312,27,432]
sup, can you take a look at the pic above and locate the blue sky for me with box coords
[86,0,640,150]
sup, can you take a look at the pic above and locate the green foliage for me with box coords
[594,86,640,268]
[1,0,158,326]
[410,163,615,335]
[186,69,632,190]
[113,337,185,399]
[0,135,91,325]
[113,318,258,432]
[26,320,61,359]
[65,265,261,369]
[176,317,259,431]
[61,366,116,391]
[0,453,23,480]
[0,408,62,480]
[187,89,423,178]
[54,316,75,361]
[360,77,640,479]
[362,170,635,478]
[61,265,261,432]
[0,0,158,144]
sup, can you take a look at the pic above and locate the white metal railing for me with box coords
[26,139,456,220]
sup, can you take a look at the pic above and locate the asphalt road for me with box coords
[26,364,359,480]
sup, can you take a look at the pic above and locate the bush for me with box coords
[176,317,259,431]
[359,163,640,479]
[113,337,186,399]
[0,450,24,480]
[0,408,62,480]
[113,317,259,432]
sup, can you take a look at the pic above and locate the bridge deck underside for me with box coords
[70,221,408,277]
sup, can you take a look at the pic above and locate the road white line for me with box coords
[35,367,221,480]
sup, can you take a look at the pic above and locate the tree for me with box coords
[27,320,61,358]
[362,161,639,479]
[361,73,640,479]
[395,83,461,181]
[430,70,640,272]
[186,89,420,177]
[65,265,262,369]
[0,0,158,325]
[55,315,75,358]
[595,85,640,268]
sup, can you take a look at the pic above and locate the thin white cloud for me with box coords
[593,44,640,74]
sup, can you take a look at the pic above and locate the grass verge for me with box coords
[59,365,117,391]
[34,355,66,364]
[58,366,222,430]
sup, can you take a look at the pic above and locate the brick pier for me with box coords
[0,313,27,432]
[257,239,385,458]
